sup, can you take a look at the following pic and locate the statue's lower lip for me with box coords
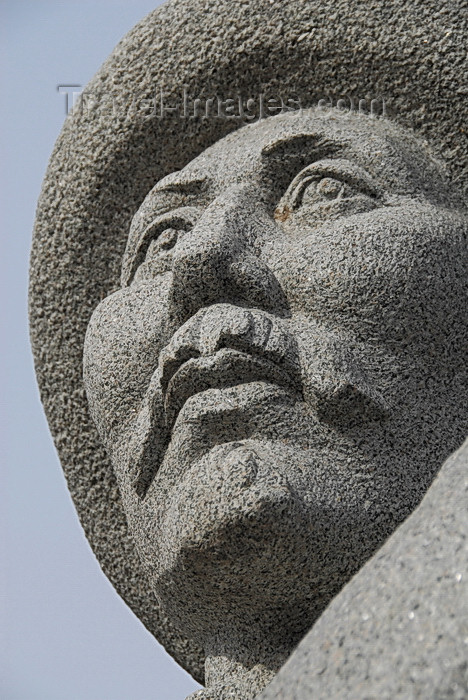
[164,348,299,433]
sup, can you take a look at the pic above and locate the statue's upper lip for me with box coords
[164,348,299,431]
[158,304,302,430]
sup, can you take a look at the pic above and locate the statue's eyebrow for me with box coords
[260,133,343,164]
[150,176,208,196]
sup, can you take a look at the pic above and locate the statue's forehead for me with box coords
[163,111,416,195]
[180,113,379,177]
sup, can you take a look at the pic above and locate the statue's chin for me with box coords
[157,442,305,561]
[150,441,357,641]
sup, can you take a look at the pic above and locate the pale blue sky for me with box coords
[2,2,200,698]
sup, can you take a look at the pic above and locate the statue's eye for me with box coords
[314,177,343,199]
[140,217,193,258]
[122,208,197,286]
[275,158,381,223]
[146,226,181,256]
[132,219,193,283]
[300,176,348,206]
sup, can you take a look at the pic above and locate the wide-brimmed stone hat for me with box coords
[29,0,467,683]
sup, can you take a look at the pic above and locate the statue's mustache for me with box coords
[159,303,302,400]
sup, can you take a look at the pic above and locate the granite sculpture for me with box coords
[83,109,468,699]
[29,1,467,698]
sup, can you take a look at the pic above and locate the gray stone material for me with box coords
[258,438,468,700]
[81,109,467,698]
[29,0,468,696]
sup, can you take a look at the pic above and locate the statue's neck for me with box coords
[187,625,297,699]
[204,653,283,699]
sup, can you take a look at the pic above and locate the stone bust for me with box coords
[82,108,467,699]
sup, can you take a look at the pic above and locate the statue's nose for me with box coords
[168,187,288,328]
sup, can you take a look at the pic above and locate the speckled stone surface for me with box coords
[82,109,468,698]
[29,0,468,693]
[258,438,468,700]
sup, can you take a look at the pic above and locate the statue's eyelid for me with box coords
[282,160,382,210]
[137,213,193,253]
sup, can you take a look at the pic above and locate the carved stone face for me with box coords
[84,109,467,647]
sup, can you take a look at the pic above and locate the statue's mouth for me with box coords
[158,303,302,431]
[163,347,299,433]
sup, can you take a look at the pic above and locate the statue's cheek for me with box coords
[272,206,464,341]
[83,276,171,445]
[270,228,407,329]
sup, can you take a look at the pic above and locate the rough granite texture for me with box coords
[82,109,468,698]
[258,438,468,700]
[29,0,468,693]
